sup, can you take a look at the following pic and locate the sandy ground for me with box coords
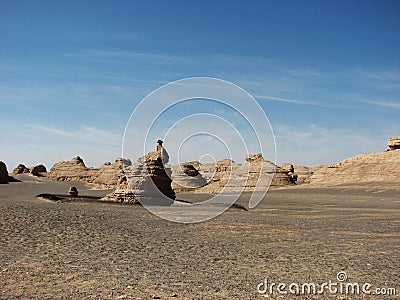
[1,176,399,299]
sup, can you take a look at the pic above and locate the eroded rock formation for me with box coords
[293,165,312,183]
[30,164,47,176]
[102,141,175,204]
[47,156,127,189]
[277,163,313,183]
[13,164,30,175]
[0,161,9,184]
[171,163,207,193]
[188,154,295,194]
[309,149,400,185]
[388,136,400,150]
[92,158,130,189]
[47,156,91,182]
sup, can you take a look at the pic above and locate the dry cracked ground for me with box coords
[1,177,399,299]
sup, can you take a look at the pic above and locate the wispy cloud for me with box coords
[274,123,387,165]
[255,95,320,105]
[344,70,400,91]
[30,124,121,146]
[277,66,323,79]
[363,99,400,109]
[32,125,72,137]
[69,49,185,64]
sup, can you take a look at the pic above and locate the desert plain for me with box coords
[1,172,399,299]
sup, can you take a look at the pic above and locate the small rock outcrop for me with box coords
[0,161,9,184]
[293,165,313,183]
[171,163,207,193]
[13,164,30,175]
[101,175,137,204]
[30,164,47,176]
[68,187,78,197]
[278,163,298,182]
[276,164,314,183]
[102,141,175,204]
[388,136,400,150]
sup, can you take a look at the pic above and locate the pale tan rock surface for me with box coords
[101,175,137,204]
[293,165,313,183]
[91,158,129,189]
[47,156,126,189]
[0,161,9,184]
[191,154,295,194]
[388,136,400,150]
[171,163,207,193]
[102,147,175,204]
[309,149,400,186]
[47,156,93,183]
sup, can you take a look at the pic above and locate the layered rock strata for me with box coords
[102,147,175,204]
[47,156,127,189]
[189,153,295,194]
[388,136,400,150]
[171,163,207,193]
[309,149,400,185]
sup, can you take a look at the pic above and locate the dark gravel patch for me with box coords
[0,180,399,299]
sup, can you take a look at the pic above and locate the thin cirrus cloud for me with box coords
[69,49,186,64]
[273,123,387,166]
[363,99,400,109]
[255,95,320,106]
[30,124,121,146]
[255,94,361,109]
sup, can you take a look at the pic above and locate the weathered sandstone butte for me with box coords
[309,149,400,186]
[47,156,128,189]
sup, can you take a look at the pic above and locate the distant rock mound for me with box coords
[277,163,298,182]
[13,164,30,175]
[186,153,295,194]
[92,158,130,189]
[47,156,127,189]
[388,136,400,150]
[293,165,313,183]
[277,163,313,183]
[171,163,207,193]
[47,156,91,182]
[309,149,400,186]
[0,161,9,184]
[30,164,47,176]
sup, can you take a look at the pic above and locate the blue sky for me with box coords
[1,0,399,169]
